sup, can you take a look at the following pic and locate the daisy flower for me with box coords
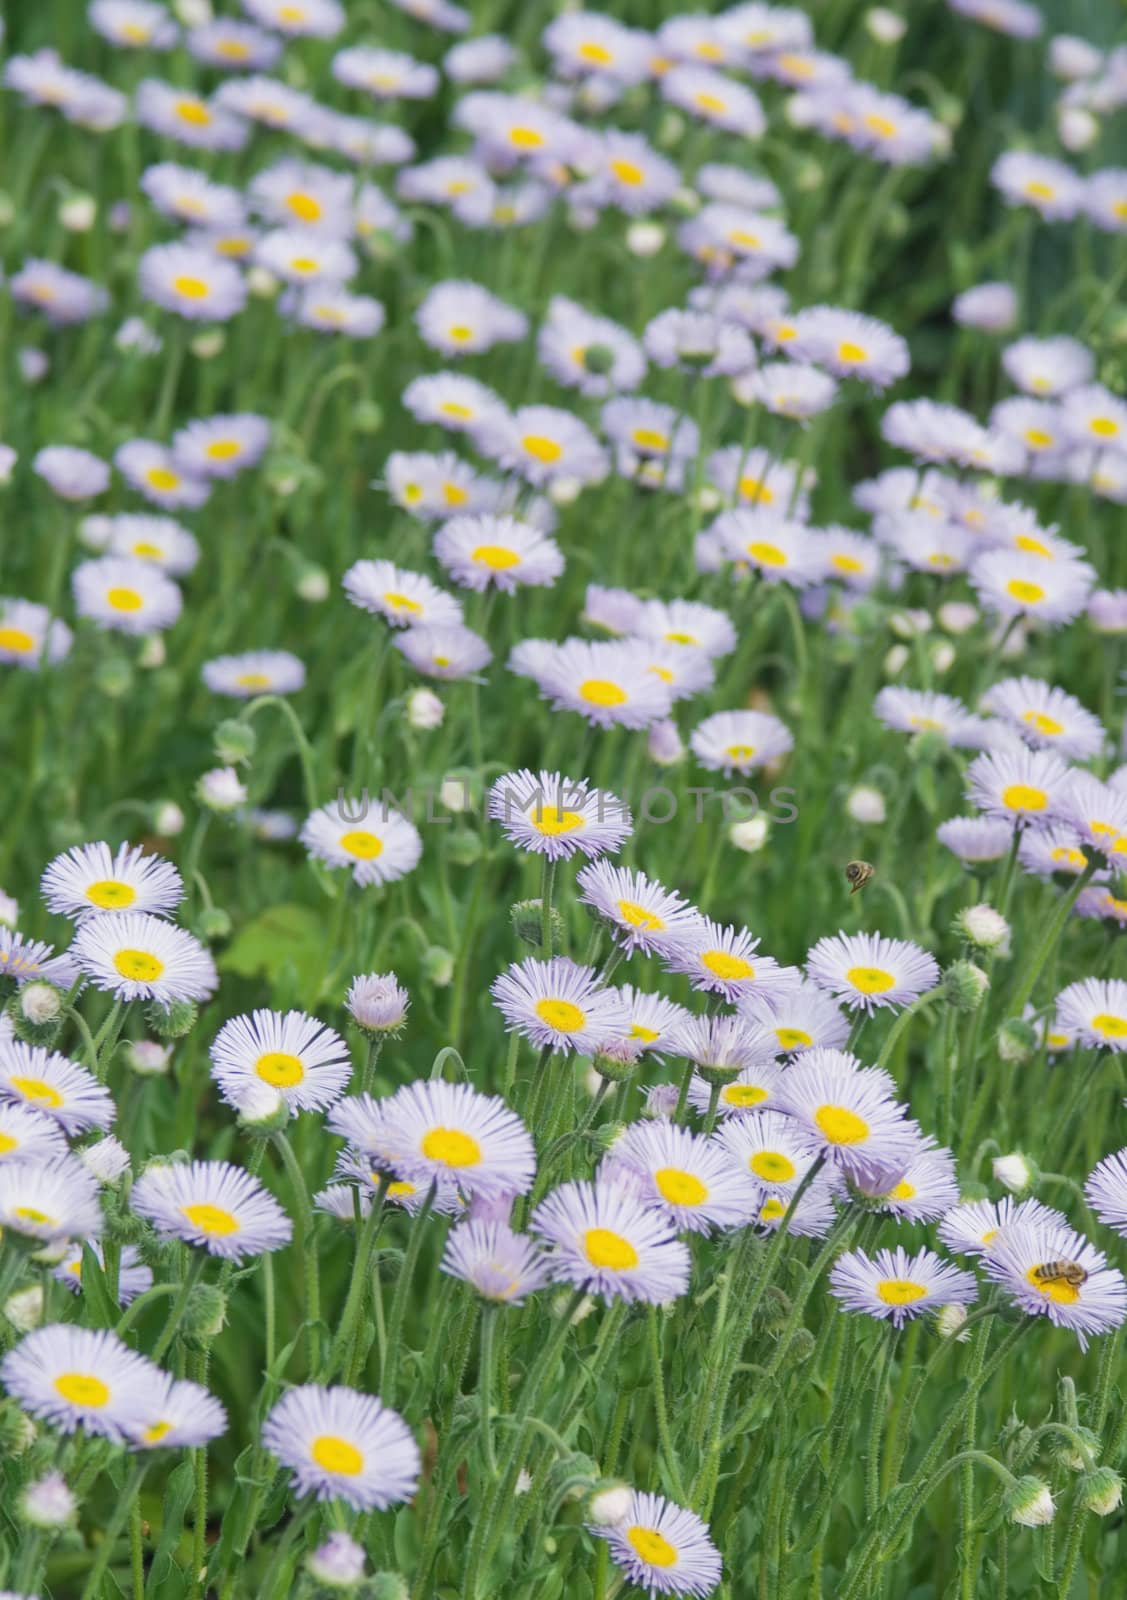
[576,862,698,954]
[602,398,699,464]
[415,280,528,355]
[384,450,482,517]
[0,1156,103,1244]
[690,709,794,776]
[71,558,182,636]
[343,558,463,629]
[532,1179,691,1305]
[578,130,681,216]
[213,75,319,133]
[401,372,508,432]
[712,512,824,587]
[676,1012,778,1088]
[592,1489,721,1598]
[262,1385,419,1511]
[32,446,110,502]
[0,598,72,670]
[0,1325,161,1441]
[332,45,438,99]
[299,800,423,888]
[1085,1149,1127,1237]
[737,978,850,1055]
[138,243,246,321]
[1061,383,1127,452]
[983,1221,1127,1349]
[0,930,76,989]
[662,63,765,136]
[830,1246,977,1328]
[453,91,584,166]
[124,1373,228,1451]
[248,159,355,234]
[289,287,386,337]
[210,1009,352,1116]
[434,514,564,593]
[965,748,1072,829]
[806,931,939,1014]
[775,1049,915,1182]
[378,1079,536,1198]
[114,440,211,509]
[42,841,184,921]
[171,415,270,479]
[131,1159,292,1259]
[1002,335,1093,397]
[1055,979,1127,1051]
[140,163,245,230]
[71,912,218,1005]
[441,1221,551,1302]
[634,598,737,658]
[991,150,1084,222]
[395,623,492,681]
[874,688,983,746]
[201,650,305,698]
[746,361,839,421]
[475,405,608,487]
[241,0,345,36]
[187,19,283,70]
[851,1132,960,1221]
[256,229,357,286]
[642,309,755,379]
[970,547,1093,626]
[663,920,787,1007]
[0,1043,115,1133]
[491,957,631,1055]
[488,770,632,861]
[939,1195,1067,1257]
[981,676,1104,760]
[107,514,199,575]
[531,639,673,729]
[681,204,799,279]
[9,259,109,325]
[715,1109,824,1195]
[0,1101,67,1164]
[1056,773,1127,859]
[789,307,909,388]
[616,986,693,1056]
[608,1121,756,1233]
[55,1241,153,1307]
[754,1179,840,1237]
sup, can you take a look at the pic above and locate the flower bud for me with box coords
[139,635,166,669]
[1080,1467,1123,1516]
[307,1530,366,1588]
[729,816,769,853]
[997,1017,1036,1064]
[197,766,247,812]
[884,643,910,676]
[79,1136,130,1185]
[511,899,562,952]
[592,1040,643,1083]
[11,980,64,1046]
[246,265,278,298]
[938,600,980,634]
[0,890,17,929]
[153,800,186,837]
[96,656,134,698]
[936,1303,970,1341]
[59,194,96,232]
[993,1151,1037,1194]
[866,6,907,41]
[943,960,990,1014]
[547,475,582,506]
[588,1483,632,1527]
[626,222,665,258]
[198,906,232,941]
[368,1576,409,1600]
[846,785,886,824]
[953,904,1011,954]
[1006,1475,1055,1527]
[147,999,198,1039]
[439,777,471,812]
[422,946,454,987]
[446,828,483,866]
[346,972,409,1034]
[647,718,684,766]
[406,688,444,730]
[296,565,330,602]
[126,1039,171,1076]
[19,1470,76,1529]
[1058,107,1098,152]
[353,400,383,434]
[190,330,225,360]
[4,1285,44,1334]
[182,1282,228,1341]
[213,719,256,765]
[235,1082,289,1136]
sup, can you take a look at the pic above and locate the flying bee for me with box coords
[845,860,875,896]
[1032,1260,1088,1290]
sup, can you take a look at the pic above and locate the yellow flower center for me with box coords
[1090,417,1119,439]
[235,672,272,689]
[1026,1265,1080,1304]
[584,1227,639,1270]
[146,467,181,492]
[339,831,383,860]
[472,544,520,570]
[629,1023,660,1043]
[290,256,320,274]
[1022,710,1064,737]
[86,879,136,909]
[610,158,645,186]
[206,439,242,461]
[750,1150,796,1183]
[1024,428,1055,450]
[442,483,468,507]
[877,1278,928,1305]
[654,1167,708,1206]
[845,966,895,994]
[1051,846,1085,870]
[256,1051,305,1088]
[216,38,250,59]
[694,91,728,114]
[534,998,587,1033]
[725,743,756,763]
[746,541,787,566]
[1091,1013,1127,1038]
[760,1197,786,1221]
[864,113,898,139]
[701,950,755,981]
[814,1104,869,1144]
[831,553,864,575]
[113,949,164,981]
[778,52,814,76]
[383,591,423,615]
[106,587,144,613]
[521,434,562,464]
[287,191,322,222]
[440,401,474,419]
[55,1372,111,1407]
[130,542,165,559]
[776,1027,812,1049]
[617,899,663,930]
[387,1180,416,1199]
[1023,180,1056,201]
[311,1434,364,1475]
[579,678,627,707]
[509,126,544,148]
[626,1525,678,1567]
[1014,534,1050,556]
[724,1083,768,1107]
[1006,579,1046,605]
[1001,783,1047,812]
[420,1127,482,1166]
[631,428,669,452]
[888,1180,916,1201]
[0,1132,17,1155]
[8,1076,63,1109]
[176,99,212,126]
[0,627,35,654]
[527,805,582,838]
[181,1202,240,1236]
[14,1206,56,1226]
[144,1420,173,1444]
[838,341,868,364]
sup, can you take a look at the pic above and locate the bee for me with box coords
[1032,1260,1088,1290]
[845,860,875,896]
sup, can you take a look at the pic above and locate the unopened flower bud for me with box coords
[866,6,907,42]
[198,766,246,812]
[138,635,165,669]
[190,330,224,360]
[1080,1467,1123,1516]
[246,265,278,298]
[296,565,329,602]
[954,904,1011,954]
[936,1303,970,1341]
[97,656,133,698]
[446,828,483,866]
[146,999,198,1040]
[197,906,232,941]
[626,222,664,258]
[846,785,886,824]
[79,1136,130,1185]
[998,1017,1037,1064]
[647,718,684,766]
[307,1530,366,1588]
[729,815,769,853]
[182,1282,228,1341]
[1006,1475,1055,1527]
[406,688,444,730]
[547,475,582,507]
[368,1576,409,1600]
[153,800,185,837]
[943,960,990,1014]
[993,1151,1036,1194]
[346,972,409,1034]
[511,899,562,952]
[1058,107,1098,152]
[353,400,383,434]
[12,980,64,1046]
[0,1402,36,1456]
[19,1470,76,1528]
[422,946,454,987]
[592,1039,643,1083]
[884,644,910,676]
[126,1038,171,1076]
[588,1483,632,1527]
[59,194,96,232]
[438,777,471,812]
[4,1286,44,1334]
[235,1082,289,1135]
[213,719,255,765]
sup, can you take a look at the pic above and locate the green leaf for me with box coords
[145,1458,194,1597]
[80,1241,121,1330]
[220,902,327,998]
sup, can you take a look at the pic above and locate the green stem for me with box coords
[381,1183,437,1403]
[648,1305,689,1503]
[79,1461,149,1600]
[272,1131,322,1371]
[151,1253,206,1363]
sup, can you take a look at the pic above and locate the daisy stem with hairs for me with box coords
[271,1130,322,1372]
[241,693,321,814]
[323,1176,389,1382]
[151,1250,206,1362]
[78,1459,150,1600]
[875,988,943,1073]
[648,1304,688,1503]
[479,1304,499,1478]
[539,855,557,957]
[381,1181,437,1403]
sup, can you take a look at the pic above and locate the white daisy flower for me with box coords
[532,1178,691,1305]
[715,1109,824,1196]
[981,676,1104,760]
[806,931,939,1014]
[874,688,984,745]
[491,957,631,1055]
[592,1489,722,1599]
[0,1044,114,1133]
[576,862,699,954]
[441,1220,551,1303]
[125,1372,228,1450]
[395,622,492,681]
[343,558,463,629]
[530,639,673,729]
[114,439,211,509]
[538,296,646,398]
[964,747,1072,828]
[0,1156,103,1244]
[171,414,270,479]
[9,259,109,325]
[474,405,609,487]
[775,1050,916,1183]
[939,1195,1067,1257]
[662,64,765,136]
[415,280,528,355]
[737,977,850,1055]
[71,912,218,1005]
[247,158,356,233]
[41,840,184,921]
[241,0,345,37]
[401,372,508,432]
[609,1121,756,1233]
[54,1240,153,1307]
[1056,773,1127,859]
[331,46,439,99]
[288,287,386,337]
[690,709,794,776]
[107,514,199,575]
[300,800,423,888]
[1055,978,1127,1051]
[186,19,284,71]
[712,511,824,586]
[0,1324,162,1441]
[138,240,247,324]
[256,228,357,286]
[32,446,110,502]
[131,1159,292,1259]
[615,985,693,1056]
[210,1009,352,1115]
[0,1101,67,1164]
[140,162,245,230]
[0,597,72,669]
[434,514,564,592]
[488,770,632,861]
[379,1079,536,1198]
[991,150,1084,221]
[830,1245,977,1327]
[1001,335,1094,397]
[789,306,909,388]
[72,556,183,637]
[0,931,77,989]
[1085,1149,1127,1237]
[262,1384,420,1511]
[602,397,699,464]
[983,1220,1127,1349]
[201,650,305,698]
[662,919,788,1007]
